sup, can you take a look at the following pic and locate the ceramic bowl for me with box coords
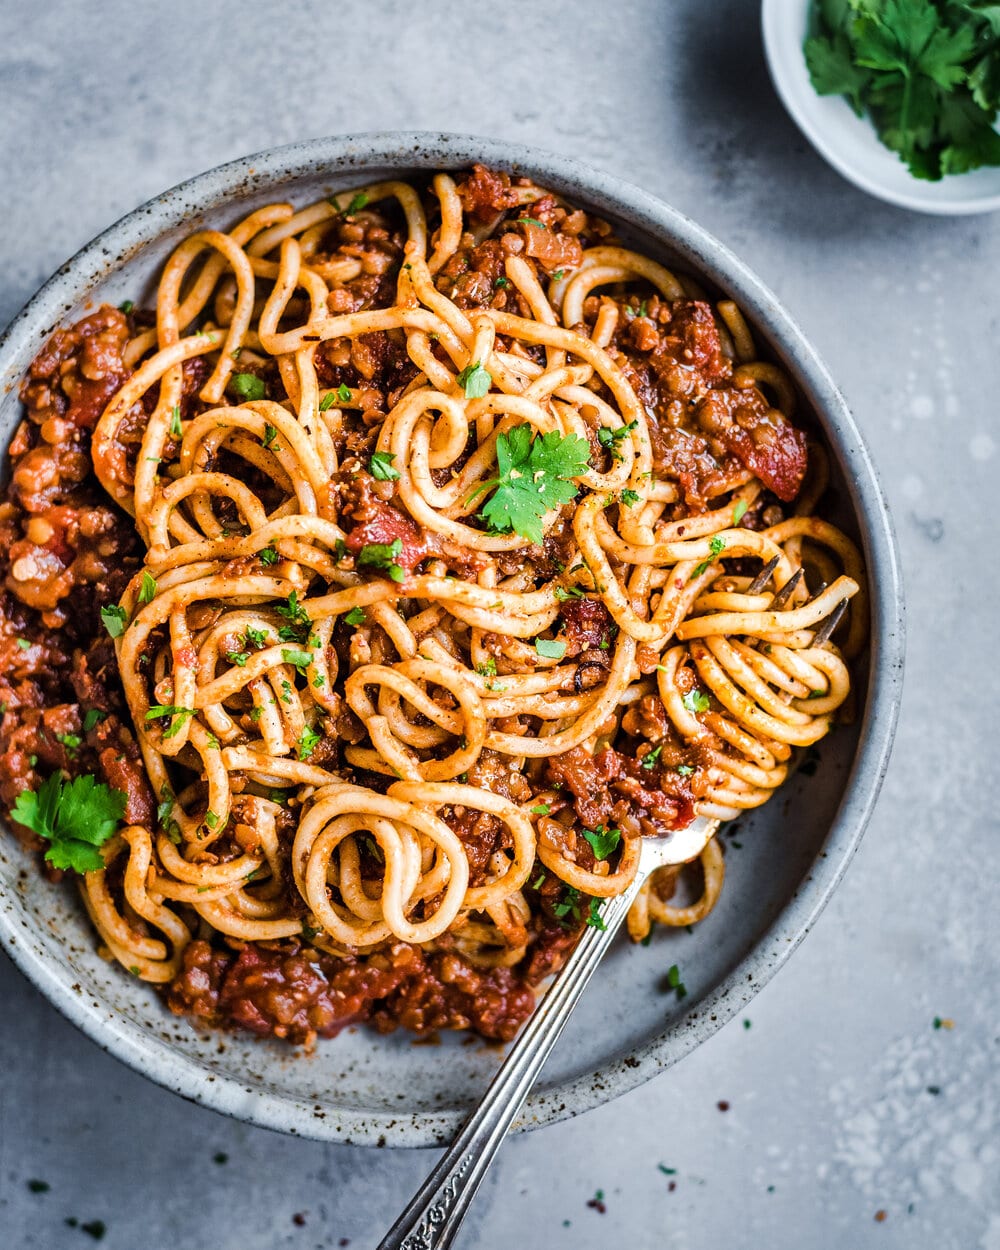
[762,0,1000,215]
[0,132,904,1146]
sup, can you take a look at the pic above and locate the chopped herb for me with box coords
[145,705,196,739]
[494,275,511,289]
[743,1018,752,1030]
[345,607,366,626]
[204,810,220,830]
[169,405,182,437]
[468,424,591,544]
[100,603,128,639]
[553,886,581,920]
[55,732,81,758]
[532,871,546,889]
[456,360,492,398]
[83,709,106,732]
[227,650,250,667]
[275,590,311,639]
[118,300,134,314]
[206,733,220,750]
[369,450,400,481]
[640,932,652,946]
[530,803,551,816]
[620,488,641,507]
[259,544,280,566]
[637,299,649,317]
[357,538,405,583]
[280,679,293,704]
[16,637,31,651]
[261,423,278,449]
[658,1165,677,1176]
[682,689,710,714]
[244,626,268,649]
[666,963,688,999]
[733,498,748,524]
[11,772,126,874]
[597,420,638,462]
[138,571,157,605]
[281,647,314,673]
[312,673,325,688]
[517,216,546,228]
[551,269,564,281]
[249,706,263,723]
[553,585,585,601]
[319,391,337,411]
[297,725,321,760]
[337,382,352,403]
[583,824,621,859]
[691,535,727,579]
[586,897,606,930]
[340,191,369,216]
[228,372,267,402]
[534,637,567,660]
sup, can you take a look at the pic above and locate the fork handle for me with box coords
[375,877,644,1250]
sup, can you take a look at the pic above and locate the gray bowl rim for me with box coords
[0,130,905,1147]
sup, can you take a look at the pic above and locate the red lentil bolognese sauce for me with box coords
[0,166,865,1048]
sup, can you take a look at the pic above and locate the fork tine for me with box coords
[747,555,780,595]
[768,567,803,611]
[812,597,849,646]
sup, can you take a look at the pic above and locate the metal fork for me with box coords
[376,815,719,1250]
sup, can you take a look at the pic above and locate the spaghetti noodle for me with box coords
[0,165,864,1045]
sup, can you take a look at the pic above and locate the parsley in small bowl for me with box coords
[762,0,1000,213]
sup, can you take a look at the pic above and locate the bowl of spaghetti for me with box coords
[0,133,903,1145]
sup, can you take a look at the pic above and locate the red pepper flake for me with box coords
[874,1209,888,1223]
[292,1212,307,1226]
[717,1100,730,1112]
[586,1189,607,1214]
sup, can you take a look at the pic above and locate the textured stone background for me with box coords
[0,1,997,1247]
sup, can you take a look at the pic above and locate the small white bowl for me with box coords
[762,0,1000,215]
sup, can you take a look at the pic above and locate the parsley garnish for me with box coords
[319,392,337,411]
[476,657,498,678]
[586,897,607,930]
[666,963,688,999]
[228,372,267,402]
[339,191,369,216]
[281,647,313,673]
[145,705,196,738]
[261,424,278,449]
[369,451,400,481]
[517,216,546,228]
[733,498,748,524]
[118,300,134,314]
[297,724,321,760]
[227,650,250,667]
[553,886,581,920]
[100,604,128,639]
[259,544,280,566]
[691,535,726,579]
[597,420,638,462]
[83,709,106,732]
[553,585,585,601]
[620,488,641,507]
[456,360,492,398]
[11,773,126,873]
[551,268,565,281]
[534,637,566,660]
[275,590,311,639]
[682,689,710,714]
[494,275,511,288]
[169,405,182,437]
[16,638,30,650]
[641,746,663,770]
[55,732,81,758]
[805,0,1000,180]
[469,424,590,545]
[583,824,621,859]
[137,571,157,605]
[244,626,268,649]
[336,382,352,403]
[345,607,366,626]
[676,763,695,776]
[357,538,405,583]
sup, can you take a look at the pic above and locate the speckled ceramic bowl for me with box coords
[0,132,904,1147]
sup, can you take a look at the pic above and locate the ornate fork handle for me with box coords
[375,881,642,1250]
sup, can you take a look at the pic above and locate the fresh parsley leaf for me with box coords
[137,571,157,605]
[641,745,663,770]
[551,268,565,281]
[620,488,641,507]
[666,962,688,999]
[261,424,278,449]
[337,382,352,403]
[55,732,81,758]
[369,451,400,481]
[16,638,31,650]
[83,709,106,732]
[145,705,196,738]
[732,499,748,524]
[11,773,126,874]
[676,763,695,776]
[494,275,511,289]
[281,647,314,673]
[228,372,267,402]
[244,626,268,649]
[691,535,726,579]
[118,300,134,314]
[344,607,366,626]
[582,824,621,859]
[471,424,591,545]
[682,689,710,714]
[258,544,280,566]
[476,657,498,677]
[340,192,369,216]
[227,650,250,667]
[585,897,607,930]
[597,420,638,462]
[534,637,567,660]
[456,361,492,398]
[100,604,128,638]
[319,391,337,411]
[169,405,182,437]
[531,803,551,815]
[297,724,321,760]
[517,217,546,228]
[357,538,405,582]
[553,585,585,601]
[275,590,311,638]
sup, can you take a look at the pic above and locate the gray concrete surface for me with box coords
[0,1,997,1247]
